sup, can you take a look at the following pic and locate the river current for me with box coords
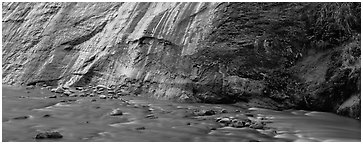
[2,85,361,142]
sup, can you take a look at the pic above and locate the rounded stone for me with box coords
[99,95,107,99]
[35,131,63,139]
[110,109,123,116]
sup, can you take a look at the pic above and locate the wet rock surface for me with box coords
[109,109,123,116]
[12,116,30,120]
[35,131,63,139]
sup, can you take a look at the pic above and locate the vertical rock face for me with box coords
[2,2,220,100]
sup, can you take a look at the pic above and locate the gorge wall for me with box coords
[2,2,360,119]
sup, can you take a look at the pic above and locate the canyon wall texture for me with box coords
[3,2,218,100]
[2,2,360,119]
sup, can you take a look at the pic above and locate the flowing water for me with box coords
[2,85,361,142]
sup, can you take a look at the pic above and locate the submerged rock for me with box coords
[75,87,83,91]
[99,95,107,99]
[249,121,264,129]
[194,109,217,116]
[221,109,228,113]
[96,85,109,90]
[35,131,63,139]
[250,123,264,129]
[204,110,216,116]
[63,90,71,96]
[216,117,252,128]
[135,127,146,130]
[79,92,86,97]
[13,116,29,120]
[110,109,123,116]
[107,90,115,94]
[51,87,64,93]
[216,117,231,124]
[43,114,51,118]
[26,85,35,89]
[48,95,57,98]
[69,93,78,97]
[230,120,245,128]
[245,113,254,117]
[145,114,158,119]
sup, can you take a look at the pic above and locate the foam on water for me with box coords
[33,103,73,111]
[109,121,139,127]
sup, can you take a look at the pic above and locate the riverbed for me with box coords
[2,85,360,142]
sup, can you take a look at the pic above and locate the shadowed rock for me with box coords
[110,109,123,116]
[35,131,63,139]
[13,116,29,120]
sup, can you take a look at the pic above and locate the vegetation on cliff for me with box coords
[191,2,360,118]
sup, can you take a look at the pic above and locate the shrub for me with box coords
[303,2,361,49]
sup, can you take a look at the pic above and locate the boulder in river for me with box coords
[135,127,146,130]
[51,87,64,93]
[62,85,70,90]
[48,95,57,98]
[63,90,71,96]
[68,88,77,93]
[26,85,35,89]
[43,114,51,118]
[35,131,63,139]
[110,109,123,116]
[96,85,109,90]
[204,110,216,115]
[221,109,228,113]
[79,92,85,97]
[216,117,231,124]
[193,109,216,116]
[245,113,254,117]
[99,95,107,99]
[230,120,245,128]
[13,116,29,120]
[145,114,158,119]
[75,87,83,91]
[69,93,78,97]
[108,90,115,94]
[249,121,264,129]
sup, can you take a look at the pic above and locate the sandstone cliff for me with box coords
[3,2,218,100]
[2,2,360,118]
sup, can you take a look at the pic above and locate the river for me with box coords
[2,85,361,142]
